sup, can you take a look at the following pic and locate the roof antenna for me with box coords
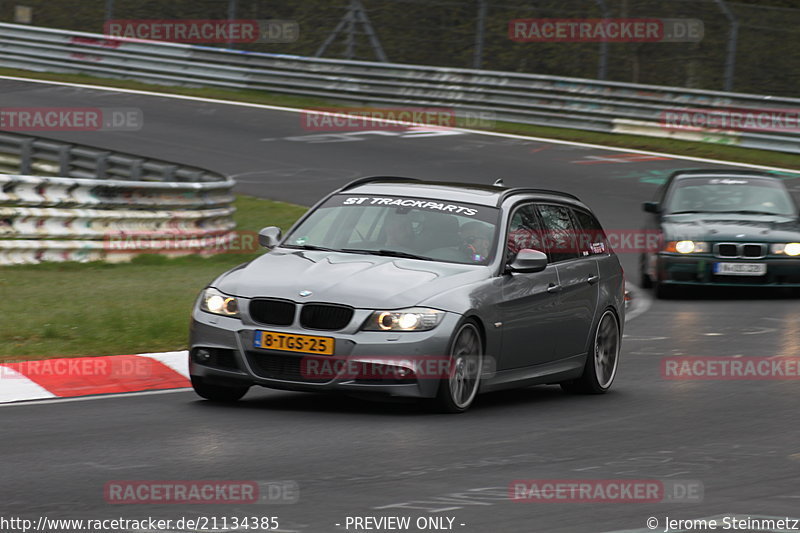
[493,178,505,187]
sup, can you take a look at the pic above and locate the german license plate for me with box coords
[714,262,767,276]
[253,330,334,355]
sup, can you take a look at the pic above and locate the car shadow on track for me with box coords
[652,285,800,301]
[187,385,628,416]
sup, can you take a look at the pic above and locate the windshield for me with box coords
[664,177,798,216]
[283,194,500,265]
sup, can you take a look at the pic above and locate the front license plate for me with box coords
[253,330,334,355]
[714,262,767,276]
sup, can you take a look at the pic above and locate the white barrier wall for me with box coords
[0,133,236,265]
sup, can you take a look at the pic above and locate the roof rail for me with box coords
[498,188,581,204]
[670,168,779,179]
[339,176,421,191]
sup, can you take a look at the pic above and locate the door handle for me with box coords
[587,275,600,284]
[546,283,562,293]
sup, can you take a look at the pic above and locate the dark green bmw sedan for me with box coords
[640,169,800,298]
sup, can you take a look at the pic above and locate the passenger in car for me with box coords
[459,221,492,261]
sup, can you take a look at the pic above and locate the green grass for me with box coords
[2,67,799,171]
[0,195,307,361]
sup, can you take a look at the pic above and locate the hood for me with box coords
[662,213,800,242]
[214,249,489,310]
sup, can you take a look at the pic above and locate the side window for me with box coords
[506,204,544,258]
[537,204,580,263]
[572,209,608,256]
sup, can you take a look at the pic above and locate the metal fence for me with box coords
[0,131,236,264]
[3,0,799,96]
[1,22,799,154]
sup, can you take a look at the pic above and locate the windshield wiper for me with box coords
[342,248,435,261]
[724,210,785,216]
[667,210,711,214]
[283,244,341,252]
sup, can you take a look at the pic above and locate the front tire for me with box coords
[561,309,620,394]
[434,320,483,413]
[191,376,249,402]
[653,281,673,299]
[639,254,653,289]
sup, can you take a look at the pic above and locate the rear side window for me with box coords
[572,209,609,256]
[537,204,580,263]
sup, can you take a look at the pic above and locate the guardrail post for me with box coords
[96,152,110,179]
[58,145,71,177]
[19,139,34,175]
[129,159,142,181]
[162,165,177,182]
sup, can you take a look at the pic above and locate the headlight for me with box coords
[199,287,240,317]
[665,240,709,254]
[770,243,800,256]
[362,308,444,332]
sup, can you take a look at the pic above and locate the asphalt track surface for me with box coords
[2,78,800,533]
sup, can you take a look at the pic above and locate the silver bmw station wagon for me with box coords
[189,177,625,412]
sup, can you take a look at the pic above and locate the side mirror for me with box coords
[643,202,661,214]
[507,249,548,274]
[258,226,282,249]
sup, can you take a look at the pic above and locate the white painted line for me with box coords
[2,75,799,175]
[0,366,56,402]
[0,387,191,407]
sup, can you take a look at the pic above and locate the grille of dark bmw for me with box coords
[300,304,354,330]
[742,244,765,258]
[717,244,738,257]
[249,299,296,326]
[246,352,329,383]
[714,243,765,259]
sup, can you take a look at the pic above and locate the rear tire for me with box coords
[561,309,620,394]
[191,376,249,402]
[433,320,483,413]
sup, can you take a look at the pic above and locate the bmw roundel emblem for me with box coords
[299,290,312,297]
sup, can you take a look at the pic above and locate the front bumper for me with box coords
[188,309,461,399]
[656,253,800,287]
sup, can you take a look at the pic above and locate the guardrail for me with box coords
[1,23,799,154]
[0,131,236,265]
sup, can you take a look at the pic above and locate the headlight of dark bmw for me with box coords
[199,287,240,317]
[664,240,709,254]
[770,243,800,256]
[362,308,444,331]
